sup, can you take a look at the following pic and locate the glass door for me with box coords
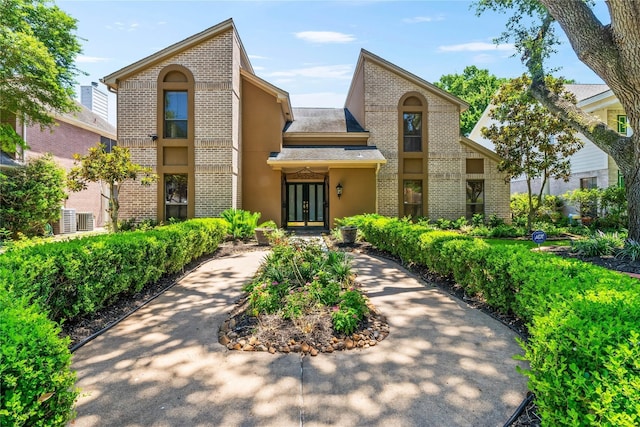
[287,183,325,227]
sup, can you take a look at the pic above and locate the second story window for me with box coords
[617,114,628,135]
[164,91,188,138]
[403,112,422,152]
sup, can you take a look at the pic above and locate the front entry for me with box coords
[286,182,327,228]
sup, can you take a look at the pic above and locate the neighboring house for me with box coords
[102,18,510,230]
[2,102,117,228]
[470,84,626,197]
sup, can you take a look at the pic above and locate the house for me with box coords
[102,18,510,229]
[469,84,625,196]
[2,101,117,228]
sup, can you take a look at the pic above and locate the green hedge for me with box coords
[0,286,78,426]
[347,214,640,425]
[0,218,228,426]
[0,218,228,322]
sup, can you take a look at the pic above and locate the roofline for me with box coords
[283,132,369,139]
[352,49,469,112]
[460,136,502,162]
[240,69,293,120]
[267,158,387,170]
[576,89,618,110]
[54,114,117,140]
[102,19,253,89]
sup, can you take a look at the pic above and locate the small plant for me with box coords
[488,214,505,228]
[436,218,453,230]
[221,208,260,240]
[571,231,624,257]
[452,216,469,229]
[471,213,485,227]
[616,239,640,262]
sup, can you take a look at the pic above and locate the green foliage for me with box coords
[346,213,640,424]
[67,144,157,233]
[616,239,640,262]
[0,154,67,238]
[0,287,78,426]
[434,65,508,136]
[0,218,227,322]
[0,0,82,132]
[221,208,260,240]
[572,231,625,257]
[244,238,368,335]
[483,74,582,230]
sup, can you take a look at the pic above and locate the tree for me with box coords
[67,144,157,233]
[0,153,67,237]
[481,74,583,231]
[0,0,83,149]
[475,0,640,240]
[435,66,508,136]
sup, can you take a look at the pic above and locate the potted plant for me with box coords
[340,225,358,244]
[255,220,277,246]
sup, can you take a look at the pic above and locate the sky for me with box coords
[57,0,609,125]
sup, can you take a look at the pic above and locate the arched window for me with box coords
[158,66,194,140]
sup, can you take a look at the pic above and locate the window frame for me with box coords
[466,180,485,219]
[163,90,188,139]
[402,112,423,152]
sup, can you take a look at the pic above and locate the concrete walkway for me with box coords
[71,250,528,426]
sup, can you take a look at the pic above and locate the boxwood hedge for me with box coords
[347,214,640,426]
[0,218,228,425]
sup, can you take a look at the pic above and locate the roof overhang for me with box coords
[241,69,293,120]
[460,136,502,163]
[267,146,386,170]
[283,132,369,145]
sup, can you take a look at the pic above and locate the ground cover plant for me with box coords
[218,238,389,354]
[345,214,640,426]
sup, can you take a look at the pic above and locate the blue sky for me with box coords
[58,0,608,125]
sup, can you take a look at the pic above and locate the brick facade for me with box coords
[107,19,510,225]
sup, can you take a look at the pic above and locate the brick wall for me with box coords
[24,120,108,226]
[116,29,238,221]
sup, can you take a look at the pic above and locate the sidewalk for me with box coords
[71,250,528,426]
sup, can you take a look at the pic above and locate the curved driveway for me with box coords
[71,250,528,426]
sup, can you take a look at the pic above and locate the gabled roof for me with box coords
[241,69,293,120]
[55,101,116,139]
[460,136,502,163]
[564,84,610,102]
[102,18,253,89]
[346,49,469,111]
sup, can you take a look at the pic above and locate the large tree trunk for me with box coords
[526,0,640,240]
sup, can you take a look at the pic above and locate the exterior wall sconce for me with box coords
[336,182,343,199]
[149,133,158,141]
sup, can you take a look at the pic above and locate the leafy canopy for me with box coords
[481,74,582,229]
[0,0,83,147]
[435,66,508,136]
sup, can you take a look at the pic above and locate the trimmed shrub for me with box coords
[0,286,78,426]
[0,218,228,322]
[347,214,640,424]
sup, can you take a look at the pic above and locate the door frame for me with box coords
[282,170,329,230]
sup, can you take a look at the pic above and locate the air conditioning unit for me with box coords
[76,212,94,232]
[59,208,77,234]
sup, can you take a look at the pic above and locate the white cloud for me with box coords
[76,55,110,63]
[291,92,346,108]
[253,66,265,71]
[438,42,515,53]
[294,31,355,43]
[403,15,444,24]
[268,65,352,79]
[249,54,269,60]
[105,21,139,32]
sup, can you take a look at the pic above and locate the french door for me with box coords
[286,182,326,228]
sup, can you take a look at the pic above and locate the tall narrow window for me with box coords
[165,174,188,220]
[466,180,484,219]
[403,112,422,152]
[403,180,423,218]
[164,91,188,138]
[617,115,628,135]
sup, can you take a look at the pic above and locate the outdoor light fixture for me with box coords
[336,182,343,199]
[149,133,158,141]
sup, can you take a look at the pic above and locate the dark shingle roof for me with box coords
[285,108,365,133]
